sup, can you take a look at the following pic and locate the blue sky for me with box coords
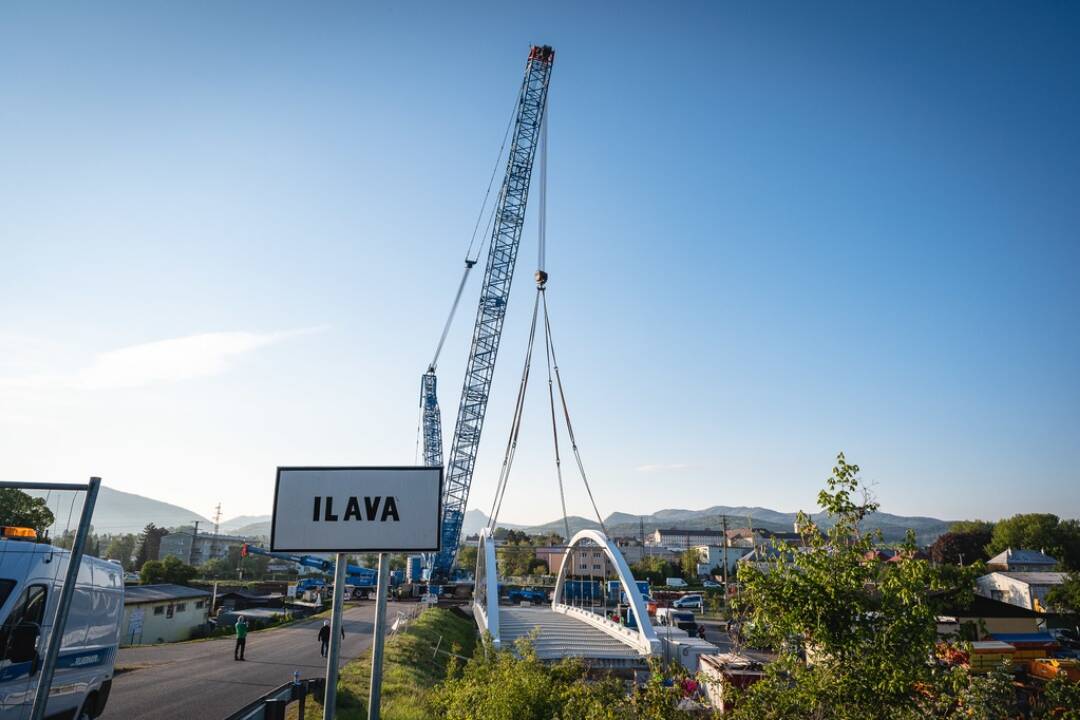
[1,1,1077,528]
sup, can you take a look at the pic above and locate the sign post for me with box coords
[323,554,348,720]
[271,467,442,720]
[368,553,390,720]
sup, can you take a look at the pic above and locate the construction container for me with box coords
[968,640,1017,672]
[1029,658,1080,683]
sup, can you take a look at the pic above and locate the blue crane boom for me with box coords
[428,45,555,580]
[241,543,377,587]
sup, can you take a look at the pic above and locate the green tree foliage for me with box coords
[431,637,701,720]
[681,548,700,581]
[729,453,1003,720]
[135,523,168,569]
[949,519,995,536]
[140,555,198,585]
[103,533,138,571]
[631,555,682,587]
[199,557,237,579]
[930,527,992,565]
[0,489,55,535]
[1031,675,1080,720]
[1047,572,1080,615]
[455,545,478,572]
[986,514,1080,570]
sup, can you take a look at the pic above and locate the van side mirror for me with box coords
[7,622,41,664]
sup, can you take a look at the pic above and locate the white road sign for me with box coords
[271,466,442,552]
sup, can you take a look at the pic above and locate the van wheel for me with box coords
[77,694,97,720]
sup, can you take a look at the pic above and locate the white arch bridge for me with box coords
[473,529,660,667]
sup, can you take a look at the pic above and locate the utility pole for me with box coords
[210,503,222,561]
[721,515,732,619]
[188,520,200,565]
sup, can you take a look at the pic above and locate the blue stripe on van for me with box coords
[0,647,114,681]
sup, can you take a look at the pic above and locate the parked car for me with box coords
[702,580,721,589]
[673,594,704,611]
[0,526,124,720]
[665,577,688,588]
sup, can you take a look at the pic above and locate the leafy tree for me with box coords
[1047,572,1080,615]
[103,533,138,571]
[456,545,478,572]
[985,513,1080,569]
[140,555,197,585]
[1032,675,1080,720]
[729,453,1001,720]
[930,528,992,565]
[135,523,168,569]
[0,489,55,535]
[630,556,682,587]
[498,541,536,577]
[681,548,700,581]
[432,636,700,719]
[949,519,995,536]
[199,557,236,579]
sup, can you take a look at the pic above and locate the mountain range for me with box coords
[464,506,952,545]
[32,486,951,545]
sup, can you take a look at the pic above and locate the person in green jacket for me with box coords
[234,616,248,661]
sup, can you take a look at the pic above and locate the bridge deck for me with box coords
[497,606,644,661]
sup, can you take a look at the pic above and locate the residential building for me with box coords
[648,528,728,548]
[158,529,251,565]
[122,584,212,645]
[693,545,752,575]
[534,545,615,577]
[975,571,1067,612]
[986,548,1058,572]
[613,538,682,565]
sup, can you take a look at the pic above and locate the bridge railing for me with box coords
[551,529,660,656]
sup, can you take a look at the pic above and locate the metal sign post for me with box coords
[323,554,348,720]
[368,554,389,720]
[269,466,442,720]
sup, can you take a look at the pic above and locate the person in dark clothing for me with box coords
[234,616,248,660]
[318,619,345,657]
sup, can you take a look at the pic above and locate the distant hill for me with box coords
[461,508,523,537]
[219,515,271,533]
[232,521,271,539]
[30,486,212,536]
[469,505,952,546]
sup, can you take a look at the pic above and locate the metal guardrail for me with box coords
[222,677,326,720]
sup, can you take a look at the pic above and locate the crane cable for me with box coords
[487,289,541,533]
[542,291,608,535]
[542,285,571,543]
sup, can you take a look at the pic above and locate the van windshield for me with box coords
[0,579,14,608]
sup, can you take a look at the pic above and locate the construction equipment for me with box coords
[424,45,555,580]
[240,543,377,587]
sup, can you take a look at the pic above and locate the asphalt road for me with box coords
[101,602,407,720]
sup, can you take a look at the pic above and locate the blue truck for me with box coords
[606,579,651,605]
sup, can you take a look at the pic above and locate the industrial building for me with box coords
[122,584,212,645]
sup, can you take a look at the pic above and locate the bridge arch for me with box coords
[472,527,501,648]
[551,529,659,655]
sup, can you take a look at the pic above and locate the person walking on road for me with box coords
[318,619,345,658]
[234,616,248,661]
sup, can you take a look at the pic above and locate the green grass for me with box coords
[287,606,477,720]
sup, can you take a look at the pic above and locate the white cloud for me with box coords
[0,327,324,390]
[635,463,693,473]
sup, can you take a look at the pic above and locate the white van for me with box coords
[0,531,124,720]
